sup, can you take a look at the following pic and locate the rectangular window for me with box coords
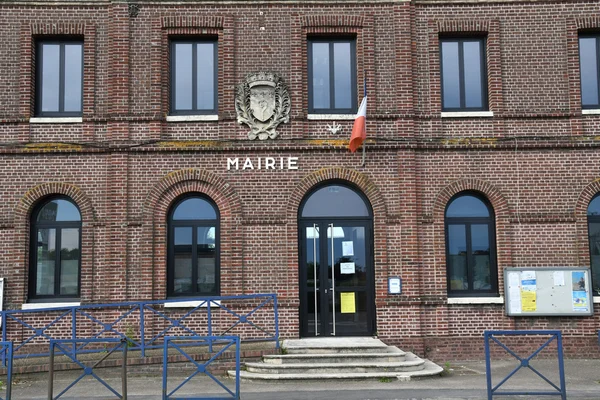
[36,40,83,117]
[170,39,218,115]
[579,34,600,109]
[440,37,488,111]
[308,38,357,114]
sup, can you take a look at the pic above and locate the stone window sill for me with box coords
[441,111,493,118]
[166,115,219,122]
[29,117,83,124]
[582,109,600,115]
[447,296,504,305]
[22,302,81,310]
[164,300,221,308]
[594,296,600,304]
[307,114,355,120]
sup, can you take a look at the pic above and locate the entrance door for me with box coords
[298,183,375,337]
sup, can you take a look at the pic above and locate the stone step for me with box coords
[232,360,444,381]
[245,358,424,374]
[282,337,390,354]
[262,349,406,365]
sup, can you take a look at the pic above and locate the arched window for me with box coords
[587,194,600,295]
[30,197,81,300]
[445,192,497,296]
[168,195,219,297]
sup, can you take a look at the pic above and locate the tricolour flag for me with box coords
[349,96,367,153]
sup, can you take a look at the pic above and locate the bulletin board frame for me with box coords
[504,267,594,317]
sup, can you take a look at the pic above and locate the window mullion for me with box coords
[458,40,466,110]
[59,44,65,113]
[192,43,197,112]
[55,227,62,297]
[191,224,198,295]
[329,42,335,110]
[465,223,473,291]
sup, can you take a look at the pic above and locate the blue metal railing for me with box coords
[163,336,240,400]
[48,338,128,400]
[1,294,278,361]
[0,342,13,400]
[484,330,566,400]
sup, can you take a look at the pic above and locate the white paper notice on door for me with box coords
[342,241,354,256]
[340,262,355,274]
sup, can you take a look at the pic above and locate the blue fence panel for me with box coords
[0,342,13,400]
[484,330,566,400]
[0,294,278,360]
[48,338,128,400]
[162,336,240,400]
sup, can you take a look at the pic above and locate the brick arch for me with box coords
[285,166,387,221]
[431,179,510,220]
[140,168,242,300]
[282,167,389,329]
[9,182,97,306]
[14,182,97,223]
[574,179,600,267]
[429,179,513,300]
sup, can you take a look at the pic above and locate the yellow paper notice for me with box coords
[521,290,537,312]
[340,292,356,314]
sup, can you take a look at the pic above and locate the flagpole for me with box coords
[360,75,367,167]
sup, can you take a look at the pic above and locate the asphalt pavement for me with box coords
[4,358,600,399]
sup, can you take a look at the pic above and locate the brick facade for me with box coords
[0,0,599,361]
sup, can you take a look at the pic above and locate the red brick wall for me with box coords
[0,0,598,360]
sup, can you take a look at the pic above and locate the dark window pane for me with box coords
[589,222,600,294]
[174,227,193,294]
[333,42,352,109]
[197,227,216,294]
[448,224,467,291]
[41,44,60,113]
[471,224,491,290]
[588,195,600,216]
[60,228,80,295]
[463,41,483,108]
[37,199,81,222]
[580,38,599,107]
[301,185,369,217]
[173,197,217,220]
[446,195,490,218]
[64,44,83,112]
[197,43,215,110]
[441,41,461,109]
[311,42,330,110]
[174,43,193,111]
[36,228,56,295]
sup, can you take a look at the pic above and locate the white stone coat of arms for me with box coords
[235,72,291,140]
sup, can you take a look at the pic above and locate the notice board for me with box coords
[504,268,594,316]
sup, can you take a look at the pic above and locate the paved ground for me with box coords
[4,358,599,399]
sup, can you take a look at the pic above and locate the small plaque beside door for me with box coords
[388,277,402,295]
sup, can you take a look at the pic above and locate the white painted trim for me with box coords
[593,296,600,304]
[307,114,355,120]
[447,297,504,305]
[166,115,219,122]
[582,109,600,115]
[29,117,83,124]
[22,302,80,310]
[164,300,221,308]
[441,111,494,118]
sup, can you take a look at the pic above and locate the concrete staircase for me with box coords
[230,337,443,381]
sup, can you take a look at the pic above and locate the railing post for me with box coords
[484,332,492,400]
[273,295,280,350]
[71,308,77,360]
[122,340,128,400]
[48,342,55,400]
[557,333,566,400]
[207,301,212,353]
[5,343,12,400]
[140,302,145,358]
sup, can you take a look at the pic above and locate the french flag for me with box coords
[349,96,367,153]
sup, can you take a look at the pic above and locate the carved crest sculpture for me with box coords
[235,72,291,140]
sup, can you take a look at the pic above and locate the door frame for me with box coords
[297,181,376,337]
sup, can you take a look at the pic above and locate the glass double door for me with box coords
[300,220,374,336]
